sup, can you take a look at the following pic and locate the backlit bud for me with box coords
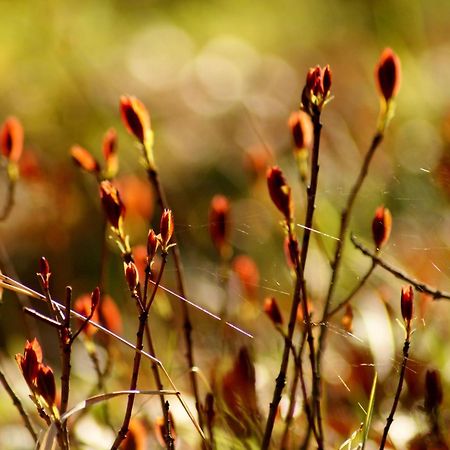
[288,111,313,150]
[74,294,99,337]
[147,229,159,265]
[267,166,293,221]
[160,209,174,249]
[38,257,51,290]
[424,369,443,412]
[372,206,392,250]
[401,285,414,329]
[322,65,332,96]
[375,48,401,102]
[15,338,43,387]
[302,65,332,113]
[208,195,230,253]
[125,262,139,292]
[0,117,23,163]
[264,297,283,325]
[99,180,125,230]
[120,95,151,146]
[35,364,56,407]
[70,145,100,173]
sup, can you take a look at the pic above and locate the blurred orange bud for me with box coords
[160,209,174,250]
[232,255,260,300]
[424,369,443,413]
[70,145,100,174]
[100,180,125,230]
[288,110,313,150]
[74,294,100,337]
[15,338,43,387]
[264,297,283,325]
[267,166,293,221]
[35,364,56,407]
[209,195,230,253]
[0,117,23,163]
[341,304,353,333]
[401,285,414,330]
[372,205,392,250]
[375,48,401,102]
[125,261,139,292]
[243,146,272,181]
[297,299,314,323]
[121,418,148,450]
[99,295,123,336]
[120,95,151,146]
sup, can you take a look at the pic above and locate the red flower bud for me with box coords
[38,257,51,290]
[102,128,118,177]
[0,117,23,163]
[35,364,56,407]
[264,297,283,325]
[120,96,151,146]
[99,181,125,230]
[70,145,100,173]
[288,111,313,150]
[208,195,230,252]
[372,206,392,250]
[267,166,293,221]
[147,229,159,265]
[15,338,43,387]
[125,261,139,292]
[424,369,443,412]
[322,65,332,97]
[160,209,174,249]
[302,65,332,113]
[375,48,401,102]
[401,285,414,329]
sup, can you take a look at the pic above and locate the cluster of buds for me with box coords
[15,339,57,409]
[301,65,332,116]
[120,95,155,169]
[267,166,294,224]
[372,205,392,251]
[401,285,414,335]
[71,128,118,180]
[0,116,24,181]
[208,195,231,258]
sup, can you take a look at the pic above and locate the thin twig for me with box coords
[351,235,450,300]
[60,287,73,415]
[0,176,16,221]
[0,368,38,441]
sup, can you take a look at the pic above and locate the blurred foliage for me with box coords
[2,0,450,448]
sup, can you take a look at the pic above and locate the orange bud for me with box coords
[322,65,332,97]
[267,166,293,221]
[74,294,99,337]
[372,206,392,250]
[99,295,123,336]
[0,117,23,163]
[125,261,139,292]
[302,65,332,113]
[160,209,174,249]
[288,110,313,150]
[147,229,158,265]
[375,48,401,102]
[99,181,125,230]
[120,96,151,146]
[401,285,414,329]
[70,145,100,173]
[424,369,443,412]
[341,304,353,333]
[38,257,51,290]
[15,338,43,387]
[208,195,230,252]
[232,255,260,300]
[122,418,148,450]
[35,364,56,407]
[264,297,283,325]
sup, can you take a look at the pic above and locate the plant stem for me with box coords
[146,167,205,436]
[351,235,450,300]
[0,176,16,221]
[0,368,38,441]
[379,335,411,449]
[110,255,167,449]
[60,287,72,415]
[261,113,322,450]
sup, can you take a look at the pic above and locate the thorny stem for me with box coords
[147,166,205,438]
[262,113,322,450]
[314,131,384,446]
[110,254,167,450]
[326,261,376,318]
[0,368,38,441]
[351,235,450,301]
[379,333,411,449]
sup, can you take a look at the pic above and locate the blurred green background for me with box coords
[1,0,450,448]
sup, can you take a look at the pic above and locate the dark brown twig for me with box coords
[351,235,450,300]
